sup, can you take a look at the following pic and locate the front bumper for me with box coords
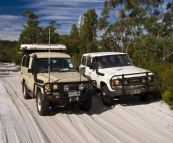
[42,89,96,103]
[41,80,97,103]
[110,86,156,97]
[109,71,156,97]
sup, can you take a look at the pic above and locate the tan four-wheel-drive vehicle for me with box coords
[20,44,96,116]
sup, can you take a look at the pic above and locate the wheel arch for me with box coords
[100,81,106,89]
[33,84,42,98]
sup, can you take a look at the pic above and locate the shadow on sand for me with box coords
[49,92,161,116]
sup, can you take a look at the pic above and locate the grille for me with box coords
[130,78,140,83]
[61,83,80,90]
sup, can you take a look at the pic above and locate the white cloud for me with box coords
[0,15,23,40]
[0,0,105,40]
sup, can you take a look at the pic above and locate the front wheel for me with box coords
[79,98,92,111]
[140,92,152,102]
[101,85,114,106]
[36,92,49,116]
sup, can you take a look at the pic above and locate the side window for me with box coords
[92,57,95,63]
[22,56,26,67]
[86,56,92,67]
[26,56,30,68]
[81,56,86,66]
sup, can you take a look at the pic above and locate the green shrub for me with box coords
[162,87,173,106]
[133,59,173,107]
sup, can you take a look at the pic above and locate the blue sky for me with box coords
[0,0,171,41]
[0,0,105,41]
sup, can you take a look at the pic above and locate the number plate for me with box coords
[68,91,80,97]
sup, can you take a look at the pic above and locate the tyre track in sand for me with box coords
[1,78,48,143]
[0,65,173,143]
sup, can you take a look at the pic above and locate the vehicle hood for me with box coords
[37,72,88,83]
[99,66,152,77]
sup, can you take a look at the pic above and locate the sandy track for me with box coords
[0,64,173,143]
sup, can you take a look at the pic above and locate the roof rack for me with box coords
[19,44,67,55]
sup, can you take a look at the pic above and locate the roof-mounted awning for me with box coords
[19,44,67,55]
[20,44,66,51]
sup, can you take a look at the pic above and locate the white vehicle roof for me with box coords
[82,52,126,57]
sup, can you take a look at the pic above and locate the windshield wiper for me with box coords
[54,79,61,83]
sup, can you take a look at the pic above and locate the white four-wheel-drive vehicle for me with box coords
[20,44,96,116]
[79,52,156,106]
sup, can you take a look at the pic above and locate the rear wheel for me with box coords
[140,92,152,102]
[23,84,31,99]
[79,98,92,111]
[36,91,49,116]
[101,85,114,106]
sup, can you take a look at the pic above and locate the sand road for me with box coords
[0,63,173,143]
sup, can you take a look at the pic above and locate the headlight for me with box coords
[92,81,96,87]
[64,85,70,91]
[115,80,120,85]
[124,80,128,84]
[53,84,58,90]
[45,83,50,89]
[142,78,146,83]
[110,79,120,86]
[85,81,94,89]
[148,75,154,82]
[79,84,85,90]
[148,76,151,81]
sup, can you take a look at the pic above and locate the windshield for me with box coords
[37,58,76,73]
[96,54,133,68]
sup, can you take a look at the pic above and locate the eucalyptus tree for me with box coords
[81,9,98,53]
[142,1,173,63]
[39,20,61,44]
[69,24,81,66]
[98,0,148,53]
[19,10,42,44]
[59,24,81,66]
[69,24,80,53]
[98,0,173,64]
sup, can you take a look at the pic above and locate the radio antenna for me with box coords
[48,28,50,83]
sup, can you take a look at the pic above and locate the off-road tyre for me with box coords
[101,85,114,106]
[36,91,49,116]
[23,84,31,99]
[140,92,152,102]
[79,98,92,111]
